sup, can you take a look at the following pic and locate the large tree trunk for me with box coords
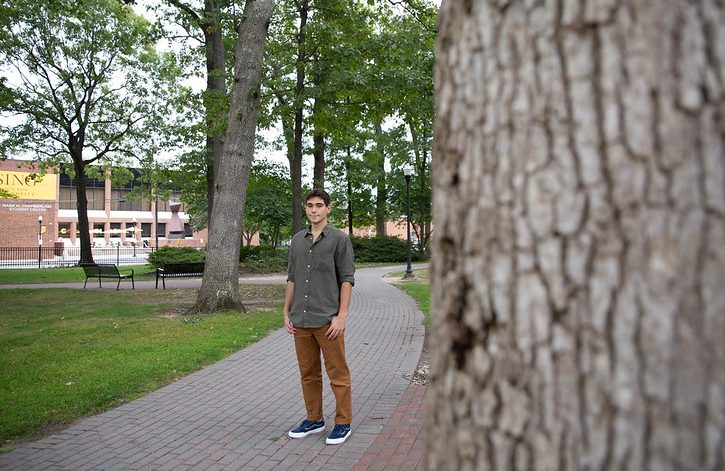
[429,1,725,470]
[195,0,276,312]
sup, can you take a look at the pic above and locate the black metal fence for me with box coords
[0,246,153,268]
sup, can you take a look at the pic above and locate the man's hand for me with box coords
[326,315,346,340]
[284,313,296,334]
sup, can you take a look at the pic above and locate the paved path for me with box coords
[0,274,288,291]
[0,266,426,470]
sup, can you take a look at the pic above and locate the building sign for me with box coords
[0,171,57,200]
[0,202,52,213]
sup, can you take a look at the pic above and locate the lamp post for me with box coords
[403,167,414,278]
[37,215,43,268]
[154,189,159,252]
[132,217,137,257]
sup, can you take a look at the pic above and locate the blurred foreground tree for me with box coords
[429,1,724,469]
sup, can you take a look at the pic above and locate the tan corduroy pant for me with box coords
[293,324,352,425]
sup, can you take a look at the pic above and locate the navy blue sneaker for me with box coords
[325,423,351,445]
[288,419,325,438]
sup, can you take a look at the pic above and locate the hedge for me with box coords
[146,246,205,270]
[349,235,424,263]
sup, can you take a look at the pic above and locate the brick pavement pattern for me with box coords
[0,266,425,470]
[352,384,427,471]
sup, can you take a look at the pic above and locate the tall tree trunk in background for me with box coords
[409,119,431,255]
[291,0,309,234]
[272,89,296,231]
[167,0,227,229]
[195,0,276,312]
[311,58,327,190]
[345,153,353,235]
[429,1,725,470]
[203,0,226,229]
[374,120,387,236]
[312,95,325,189]
[72,156,94,265]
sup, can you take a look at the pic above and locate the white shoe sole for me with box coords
[288,425,325,439]
[326,430,351,445]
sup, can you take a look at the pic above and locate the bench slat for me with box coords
[155,262,205,289]
[80,263,134,290]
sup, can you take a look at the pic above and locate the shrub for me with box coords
[147,246,205,270]
[350,235,425,263]
[239,245,289,274]
[239,245,281,261]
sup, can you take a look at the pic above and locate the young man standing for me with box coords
[284,189,355,445]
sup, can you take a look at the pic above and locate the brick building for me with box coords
[0,160,213,248]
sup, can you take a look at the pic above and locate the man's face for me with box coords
[306,196,330,225]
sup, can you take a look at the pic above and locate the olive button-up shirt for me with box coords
[287,224,355,328]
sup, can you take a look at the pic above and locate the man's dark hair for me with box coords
[305,188,331,206]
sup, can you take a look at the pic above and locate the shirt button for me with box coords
[304,295,308,298]
[307,265,310,268]
[309,250,312,253]
[305,280,309,283]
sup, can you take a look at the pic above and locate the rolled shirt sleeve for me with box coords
[335,236,355,286]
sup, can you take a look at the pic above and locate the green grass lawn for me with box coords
[0,266,154,284]
[387,269,430,326]
[0,285,284,449]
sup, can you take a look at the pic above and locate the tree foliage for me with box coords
[243,161,293,247]
[0,0,181,263]
[261,0,436,243]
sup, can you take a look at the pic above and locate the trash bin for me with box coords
[53,241,64,257]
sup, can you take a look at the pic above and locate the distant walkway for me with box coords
[0,266,426,470]
[0,273,288,290]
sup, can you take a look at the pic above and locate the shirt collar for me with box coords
[305,223,334,238]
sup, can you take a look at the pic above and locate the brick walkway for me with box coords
[353,384,427,471]
[0,266,426,470]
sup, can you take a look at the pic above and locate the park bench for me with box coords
[81,263,135,290]
[155,262,205,289]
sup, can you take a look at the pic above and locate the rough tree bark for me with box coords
[429,1,725,470]
[195,0,276,312]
